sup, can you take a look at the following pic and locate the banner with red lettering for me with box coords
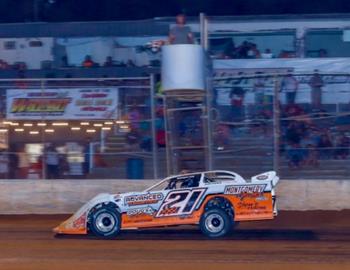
[6,88,119,119]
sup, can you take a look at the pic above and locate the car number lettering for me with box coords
[156,188,206,217]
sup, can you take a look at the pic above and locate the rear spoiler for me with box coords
[251,171,279,187]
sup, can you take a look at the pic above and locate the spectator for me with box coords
[253,72,265,114]
[308,70,324,110]
[278,50,290,58]
[103,56,114,67]
[82,55,95,68]
[156,129,166,147]
[229,77,245,121]
[261,49,274,59]
[222,39,235,59]
[319,49,328,58]
[0,151,8,178]
[236,41,250,58]
[334,133,350,159]
[128,105,142,129]
[0,59,9,69]
[247,43,261,59]
[300,133,319,167]
[126,128,140,149]
[215,124,230,149]
[8,145,18,179]
[45,145,59,179]
[281,72,299,105]
[61,55,69,67]
[286,143,304,169]
[285,121,301,144]
[284,103,304,117]
[17,147,29,179]
[168,14,194,45]
[126,60,136,67]
[318,132,333,159]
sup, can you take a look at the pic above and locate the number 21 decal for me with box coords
[156,188,206,217]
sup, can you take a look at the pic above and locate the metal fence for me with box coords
[0,76,162,180]
[212,72,350,180]
[0,73,349,180]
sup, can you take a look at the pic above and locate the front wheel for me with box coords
[199,208,233,238]
[89,205,121,238]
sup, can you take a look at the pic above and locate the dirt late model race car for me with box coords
[54,170,279,238]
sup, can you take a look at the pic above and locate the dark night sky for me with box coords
[1,0,350,23]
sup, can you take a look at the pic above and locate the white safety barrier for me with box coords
[0,179,349,214]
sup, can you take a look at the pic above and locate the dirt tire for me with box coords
[89,205,121,239]
[199,208,233,238]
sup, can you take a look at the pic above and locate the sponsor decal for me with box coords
[11,98,71,113]
[125,193,164,206]
[225,184,267,200]
[237,202,267,210]
[72,212,87,229]
[127,207,155,217]
[256,175,268,180]
[225,184,266,195]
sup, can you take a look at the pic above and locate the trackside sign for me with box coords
[6,88,119,120]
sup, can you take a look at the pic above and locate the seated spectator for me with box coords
[0,59,9,69]
[247,43,261,59]
[261,49,274,59]
[236,41,250,58]
[103,56,114,67]
[82,55,95,68]
[278,50,291,58]
[222,39,235,59]
[334,133,350,159]
[319,49,328,58]
[168,14,194,44]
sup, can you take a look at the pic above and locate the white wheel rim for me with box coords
[205,213,224,233]
[95,212,116,233]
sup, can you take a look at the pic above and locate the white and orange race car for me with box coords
[54,170,279,238]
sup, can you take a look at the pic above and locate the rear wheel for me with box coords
[89,205,121,238]
[199,208,233,238]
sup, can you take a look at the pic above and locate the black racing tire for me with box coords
[199,208,233,238]
[89,205,121,239]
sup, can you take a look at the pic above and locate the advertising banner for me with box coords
[213,58,350,105]
[6,88,119,120]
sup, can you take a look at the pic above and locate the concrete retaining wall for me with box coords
[0,179,349,214]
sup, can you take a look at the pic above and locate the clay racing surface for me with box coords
[0,211,349,270]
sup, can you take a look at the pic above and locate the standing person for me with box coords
[8,145,18,179]
[308,70,324,110]
[0,150,8,179]
[229,76,245,121]
[45,145,59,179]
[253,72,265,115]
[281,72,299,105]
[17,147,29,179]
[168,14,194,44]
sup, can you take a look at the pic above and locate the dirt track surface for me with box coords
[0,211,349,270]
